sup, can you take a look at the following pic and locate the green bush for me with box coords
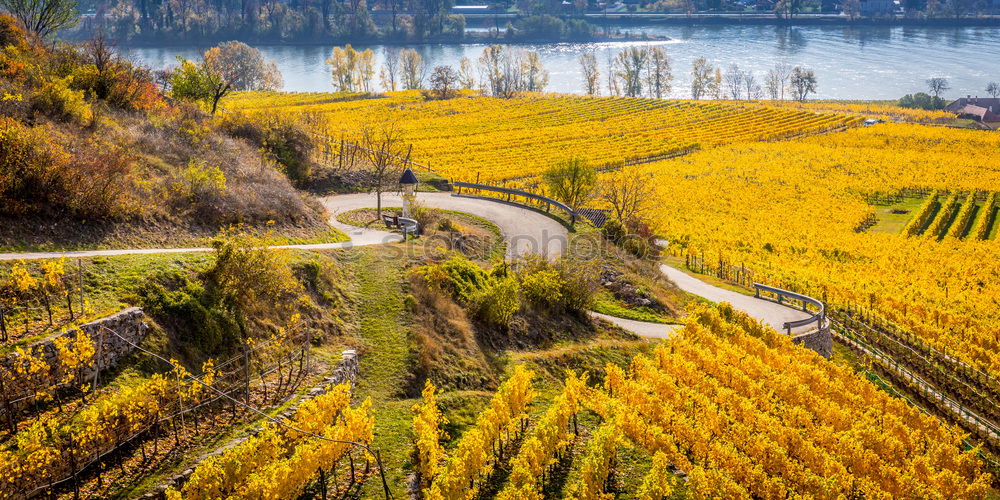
[520,267,564,309]
[474,275,519,327]
[414,253,492,304]
[897,92,946,111]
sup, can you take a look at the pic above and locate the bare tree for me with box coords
[765,63,791,100]
[606,50,620,97]
[579,52,600,96]
[204,41,283,91]
[790,66,818,101]
[743,71,763,100]
[690,57,714,100]
[400,49,425,90]
[600,167,655,223]
[645,46,672,99]
[359,120,410,217]
[987,81,1000,99]
[379,47,400,92]
[615,47,648,98]
[926,77,950,99]
[458,57,476,90]
[1,0,77,38]
[429,65,459,99]
[723,63,745,100]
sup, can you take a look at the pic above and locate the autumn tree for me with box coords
[614,47,647,97]
[203,41,282,91]
[169,58,232,114]
[579,51,600,96]
[600,166,654,223]
[359,120,409,217]
[542,158,597,215]
[429,65,459,99]
[0,0,77,38]
[458,57,476,90]
[690,57,719,100]
[790,66,818,101]
[401,48,425,90]
[645,46,672,99]
[477,45,548,98]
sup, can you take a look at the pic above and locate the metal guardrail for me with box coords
[452,181,578,223]
[753,283,825,334]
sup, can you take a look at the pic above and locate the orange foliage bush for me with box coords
[0,117,70,215]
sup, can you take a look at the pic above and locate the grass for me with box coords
[868,196,926,234]
[340,245,420,498]
[0,220,348,253]
[0,252,215,353]
[592,297,672,324]
[337,206,507,261]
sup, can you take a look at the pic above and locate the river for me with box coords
[127,24,1000,99]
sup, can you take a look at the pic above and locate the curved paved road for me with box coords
[659,265,812,334]
[0,192,810,340]
[321,192,569,260]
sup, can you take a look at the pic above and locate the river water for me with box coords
[128,24,1000,99]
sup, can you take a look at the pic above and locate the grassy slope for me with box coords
[343,245,418,497]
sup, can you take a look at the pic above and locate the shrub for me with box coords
[514,15,566,40]
[64,141,144,219]
[219,112,314,184]
[474,275,519,327]
[520,267,564,310]
[898,92,946,111]
[179,158,227,201]
[414,253,492,304]
[31,76,92,124]
[411,203,440,230]
[0,117,69,215]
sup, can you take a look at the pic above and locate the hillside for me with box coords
[1,33,999,500]
[0,19,343,251]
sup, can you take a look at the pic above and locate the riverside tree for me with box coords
[579,52,600,96]
[401,49,426,90]
[690,57,721,100]
[790,66,818,101]
[0,0,76,38]
[203,41,282,92]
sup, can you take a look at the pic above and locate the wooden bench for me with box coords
[381,213,419,237]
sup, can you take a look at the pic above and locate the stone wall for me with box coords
[792,322,833,359]
[1,307,148,406]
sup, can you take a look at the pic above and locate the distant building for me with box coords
[946,96,1000,122]
[860,0,893,15]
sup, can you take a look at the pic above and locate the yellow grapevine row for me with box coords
[424,365,535,500]
[630,123,1000,373]
[229,92,859,183]
[167,382,371,500]
[496,372,586,500]
[1,362,210,498]
[591,304,990,499]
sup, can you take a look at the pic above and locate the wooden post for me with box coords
[78,259,85,316]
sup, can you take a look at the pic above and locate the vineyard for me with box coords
[630,123,1000,376]
[226,91,861,183]
[411,304,992,499]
